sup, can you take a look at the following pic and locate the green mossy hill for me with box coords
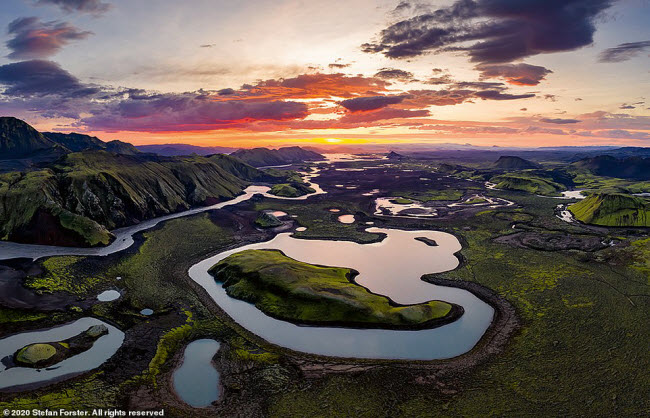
[209,249,460,329]
[231,146,323,167]
[269,182,315,198]
[14,325,108,368]
[493,156,539,170]
[0,151,277,246]
[255,212,283,228]
[491,173,566,196]
[569,193,650,227]
[0,117,67,159]
[390,197,413,204]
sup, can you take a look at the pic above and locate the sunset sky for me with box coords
[0,0,648,148]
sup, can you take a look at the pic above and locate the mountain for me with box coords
[0,117,67,160]
[136,144,237,156]
[231,146,324,167]
[0,151,284,247]
[493,156,539,170]
[386,151,407,160]
[571,155,650,180]
[569,193,650,227]
[0,118,145,173]
[44,132,140,155]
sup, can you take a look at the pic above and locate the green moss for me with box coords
[391,189,463,202]
[16,343,57,365]
[389,197,413,204]
[109,214,234,309]
[491,172,566,196]
[569,193,650,227]
[0,308,48,324]
[255,212,283,228]
[210,249,455,329]
[25,256,103,295]
[269,183,315,197]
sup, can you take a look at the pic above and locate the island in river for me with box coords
[209,249,463,330]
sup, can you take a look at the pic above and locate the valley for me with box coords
[0,128,649,416]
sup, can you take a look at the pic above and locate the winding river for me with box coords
[189,228,494,360]
[0,317,124,391]
[0,168,325,262]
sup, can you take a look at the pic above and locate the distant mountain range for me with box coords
[230,146,324,167]
[571,155,650,180]
[136,143,237,156]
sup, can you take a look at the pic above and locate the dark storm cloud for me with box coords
[598,41,650,63]
[374,68,414,81]
[0,60,99,97]
[473,90,535,101]
[33,0,112,15]
[362,0,614,63]
[6,17,92,60]
[340,95,406,112]
[540,118,581,124]
[476,63,553,86]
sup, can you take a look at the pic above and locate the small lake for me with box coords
[173,339,221,408]
[97,290,121,302]
[0,317,124,391]
[189,228,494,360]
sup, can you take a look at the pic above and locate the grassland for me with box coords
[269,183,315,197]
[210,249,457,329]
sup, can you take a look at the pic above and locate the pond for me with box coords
[173,339,221,408]
[189,228,494,360]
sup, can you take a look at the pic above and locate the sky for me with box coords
[0,0,648,148]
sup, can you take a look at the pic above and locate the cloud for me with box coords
[598,41,650,63]
[33,0,112,15]
[362,0,613,63]
[81,93,309,132]
[339,107,429,123]
[476,63,552,86]
[0,60,99,97]
[6,17,92,60]
[619,104,635,109]
[540,118,581,124]
[473,90,535,101]
[374,68,414,81]
[234,73,390,100]
[340,95,406,112]
[425,75,454,85]
[328,63,351,69]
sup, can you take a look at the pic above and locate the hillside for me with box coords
[0,117,67,160]
[491,172,566,196]
[568,193,650,227]
[44,132,140,155]
[0,151,282,247]
[571,155,650,180]
[493,156,539,170]
[231,146,323,167]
